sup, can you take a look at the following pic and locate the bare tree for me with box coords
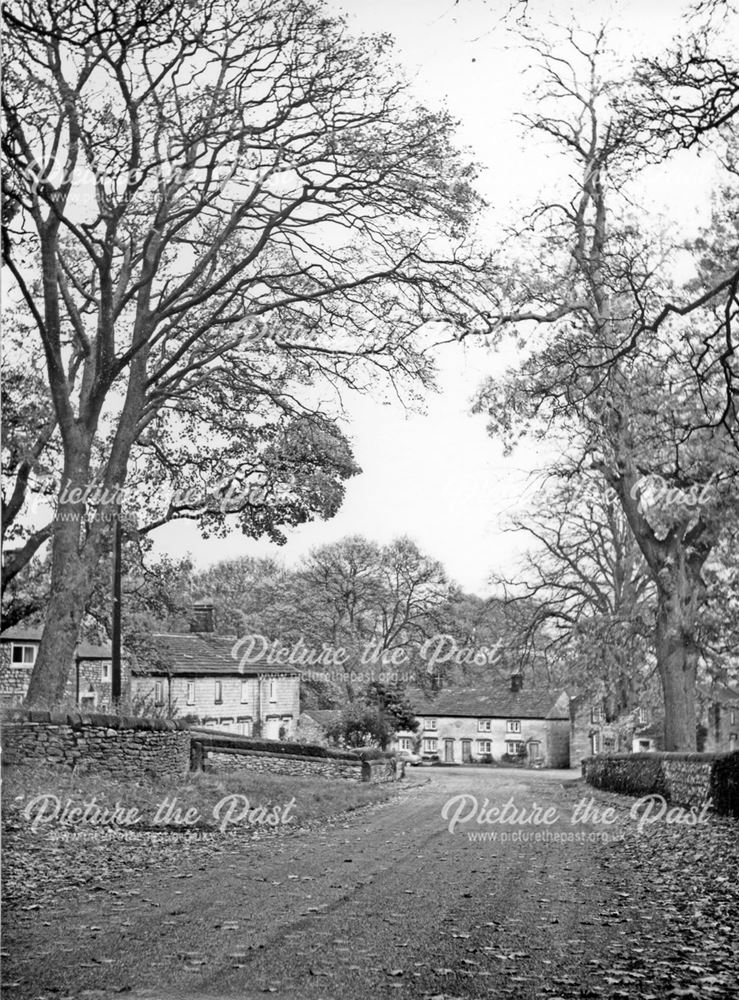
[474,26,739,748]
[625,0,739,413]
[300,535,454,695]
[492,475,656,715]
[2,0,487,704]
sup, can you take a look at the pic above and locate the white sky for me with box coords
[152,0,721,595]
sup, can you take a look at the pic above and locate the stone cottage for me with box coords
[295,709,342,744]
[130,606,300,738]
[0,625,119,710]
[569,696,663,760]
[697,681,739,753]
[395,675,571,768]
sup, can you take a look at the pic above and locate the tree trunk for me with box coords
[24,540,90,707]
[654,553,703,752]
[24,463,92,707]
[25,346,148,708]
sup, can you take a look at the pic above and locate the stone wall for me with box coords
[191,732,399,783]
[583,751,739,816]
[1,713,400,785]
[294,714,332,746]
[0,648,129,712]
[205,747,365,780]
[1,710,190,779]
[546,718,571,768]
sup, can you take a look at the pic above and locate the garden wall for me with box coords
[191,731,399,783]
[582,751,739,816]
[1,713,400,784]
[1,709,191,780]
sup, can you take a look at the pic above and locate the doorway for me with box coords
[444,739,455,763]
[462,739,472,763]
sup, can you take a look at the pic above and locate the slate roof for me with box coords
[0,626,112,660]
[699,682,739,705]
[300,709,342,727]
[132,633,301,677]
[634,722,663,740]
[406,684,570,720]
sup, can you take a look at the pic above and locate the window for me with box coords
[505,741,524,756]
[478,719,491,732]
[269,679,277,703]
[236,717,253,736]
[241,680,249,703]
[506,719,521,734]
[731,710,737,726]
[591,705,604,724]
[219,718,234,731]
[186,682,195,706]
[423,738,438,753]
[154,681,164,706]
[638,739,653,752]
[603,736,616,752]
[638,706,649,725]
[424,718,437,730]
[214,680,223,704]
[11,644,37,666]
[477,740,492,754]
[80,693,96,709]
[399,737,413,750]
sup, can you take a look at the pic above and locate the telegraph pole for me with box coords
[112,512,122,704]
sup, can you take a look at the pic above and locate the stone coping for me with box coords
[1,709,190,731]
[189,728,394,762]
[204,745,364,766]
[583,750,739,763]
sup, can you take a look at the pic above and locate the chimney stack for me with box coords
[510,673,523,693]
[190,602,215,634]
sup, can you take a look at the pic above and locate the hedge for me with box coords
[584,754,669,798]
[189,729,392,761]
[583,751,739,816]
[709,752,739,818]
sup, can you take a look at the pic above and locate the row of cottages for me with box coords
[130,602,300,737]
[0,606,301,738]
[569,681,739,761]
[0,626,116,710]
[134,631,300,738]
[569,696,663,759]
[393,675,571,768]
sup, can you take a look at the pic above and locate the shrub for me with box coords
[190,731,390,761]
[709,751,739,818]
[585,754,669,798]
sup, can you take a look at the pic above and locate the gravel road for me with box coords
[5,766,736,1000]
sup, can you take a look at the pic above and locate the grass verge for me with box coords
[2,762,397,835]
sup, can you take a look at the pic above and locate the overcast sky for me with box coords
[152,0,717,595]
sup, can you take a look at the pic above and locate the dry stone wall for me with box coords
[1,710,190,779]
[2,712,400,784]
[583,751,739,816]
